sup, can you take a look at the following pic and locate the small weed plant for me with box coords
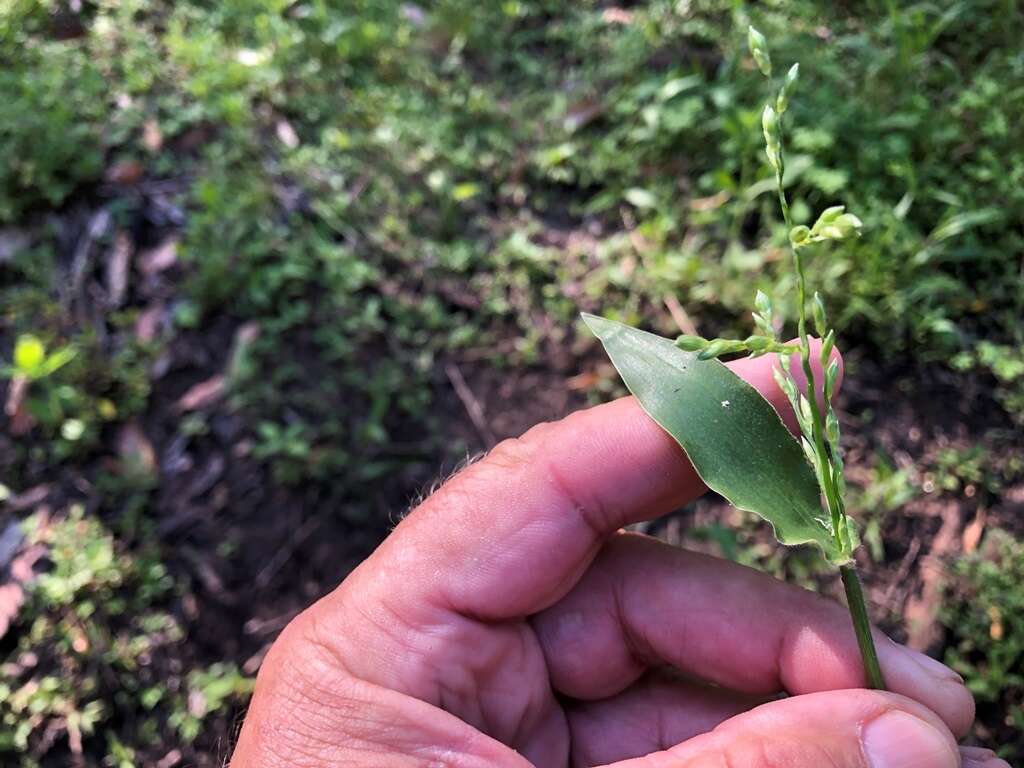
[942,530,1024,758]
[0,509,252,766]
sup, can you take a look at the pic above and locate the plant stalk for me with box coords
[840,564,887,690]
[778,147,846,543]
[759,35,885,692]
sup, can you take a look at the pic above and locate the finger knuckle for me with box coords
[486,429,544,472]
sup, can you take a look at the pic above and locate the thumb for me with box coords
[604,689,966,768]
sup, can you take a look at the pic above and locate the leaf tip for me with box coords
[580,312,614,339]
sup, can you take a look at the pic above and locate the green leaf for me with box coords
[38,345,77,377]
[14,335,45,375]
[451,182,480,202]
[582,314,852,564]
[623,187,657,210]
[929,207,1002,243]
[658,75,701,102]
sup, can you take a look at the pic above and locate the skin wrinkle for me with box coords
[549,538,787,697]
[569,691,645,766]
[611,560,650,690]
[280,669,525,767]
[247,663,407,766]
[308,528,566,762]
[329,574,559,760]
[488,625,552,749]
[565,659,767,764]
[532,534,974,733]
[312,587,431,696]
[775,621,803,695]
[544,450,616,544]
[531,563,641,701]
[615,557,666,679]
[414,440,602,623]
[652,686,671,755]
[436,620,533,744]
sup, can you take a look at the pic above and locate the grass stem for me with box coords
[840,564,887,690]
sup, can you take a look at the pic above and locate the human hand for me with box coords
[231,346,997,768]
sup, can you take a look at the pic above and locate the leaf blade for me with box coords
[583,314,848,564]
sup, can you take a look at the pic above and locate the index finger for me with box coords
[366,340,841,620]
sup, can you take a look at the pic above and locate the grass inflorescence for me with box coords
[674,26,885,689]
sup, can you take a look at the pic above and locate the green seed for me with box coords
[825,358,840,397]
[813,292,827,336]
[811,207,863,241]
[816,205,846,224]
[697,339,737,360]
[826,409,840,444]
[797,394,814,436]
[801,436,818,468]
[820,329,836,365]
[747,25,772,77]
[789,225,811,246]
[776,62,799,114]
[675,334,708,352]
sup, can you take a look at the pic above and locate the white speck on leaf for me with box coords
[721,400,730,408]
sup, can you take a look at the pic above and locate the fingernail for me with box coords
[961,746,995,760]
[962,758,1010,767]
[960,746,1010,768]
[862,711,957,768]
[900,646,963,683]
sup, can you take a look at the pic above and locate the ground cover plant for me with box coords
[0,1,1022,763]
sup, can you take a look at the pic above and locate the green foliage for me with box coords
[8,335,75,380]
[0,0,165,219]
[0,32,104,218]
[3,1,1021,487]
[169,664,254,744]
[954,342,1024,423]
[929,445,999,495]
[0,509,250,765]
[0,329,150,461]
[1,241,153,465]
[942,530,1024,756]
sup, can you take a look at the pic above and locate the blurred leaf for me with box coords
[13,335,45,374]
[38,346,76,378]
[623,187,657,209]
[930,208,1002,243]
[658,75,701,102]
[451,182,480,201]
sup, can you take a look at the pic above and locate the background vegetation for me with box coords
[0,1,1021,764]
